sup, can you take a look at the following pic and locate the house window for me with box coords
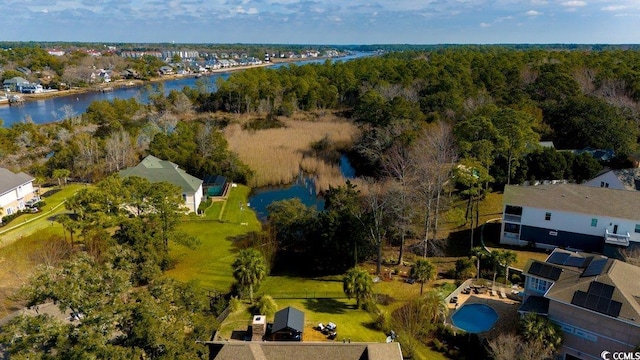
[528,277,551,293]
[504,223,521,234]
[636,224,640,234]
[505,205,523,216]
[6,208,13,215]
[545,212,551,221]
[591,219,598,227]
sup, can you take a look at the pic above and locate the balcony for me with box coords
[605,229,630,247]
[504,214,522,223]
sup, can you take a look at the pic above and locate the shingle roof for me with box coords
[208,342,403,360]
[504,184,640,221]
[273,306,305,333]
[611,168,640,191]
[119,155,202,193]
[540,249,640,325]
[0,168,34,196]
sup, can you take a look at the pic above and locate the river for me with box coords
[0,52,372,127]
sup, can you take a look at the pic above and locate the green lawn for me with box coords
[0,184,83,248]
[165,185,261,292]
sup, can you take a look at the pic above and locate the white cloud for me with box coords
[480,22,491,27]
[526,10,541,16]
[601,5,626,11]
[562,1,587,7]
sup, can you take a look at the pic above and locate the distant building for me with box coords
[2,77,29,92]
[519,248,640,360]
[0,168,36,223]
[571,147,615,162]
[500,184,640,253]
[584,168,640,191]
[119,155,203,213]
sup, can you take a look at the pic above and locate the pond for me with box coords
[248,154,355,219]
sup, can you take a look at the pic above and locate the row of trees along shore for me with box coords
[1,46,638,358]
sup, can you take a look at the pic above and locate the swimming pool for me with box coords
[451,303,499,333]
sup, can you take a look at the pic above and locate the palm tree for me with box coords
[411,259,435,295]
[500,250,517,284]
[232,248,268,303]
[423,290,448,323]
[470,246,489,280]
[520,313,563,353]
[491,249,517,286]
[343,266,373,309]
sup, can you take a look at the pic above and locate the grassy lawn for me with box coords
[0,226,66,317]
[165,185,261,293]
[0,184,83,249]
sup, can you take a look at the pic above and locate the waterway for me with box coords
[0,52,372,127]
[248,154,356,219]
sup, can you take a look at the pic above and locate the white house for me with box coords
[584,168,640,191]
[500,184,640,253]
[0,168,36,222]
[119,155,203,213]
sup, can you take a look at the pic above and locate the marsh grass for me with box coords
[225,113,359,191]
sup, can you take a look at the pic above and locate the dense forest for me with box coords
[2,46,640,359]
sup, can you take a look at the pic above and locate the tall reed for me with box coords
[225,114,359,190]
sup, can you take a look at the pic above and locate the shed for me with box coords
[270,306,304,341]
[203,175,227,197]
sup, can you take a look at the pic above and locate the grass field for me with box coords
[165,184,261,293]
[0,184,83,249]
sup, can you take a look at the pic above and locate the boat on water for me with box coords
[8,94,24,105]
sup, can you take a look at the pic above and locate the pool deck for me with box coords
[447,289,522,338]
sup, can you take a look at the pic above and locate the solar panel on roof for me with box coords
[564,256,587,268]
[571,289,622,318]
[596,297,611,313]
[548,252,570,265]
[588,282,614,299]
[582,259,608,277]
[529,261,563,280]
[607,301,622,317]
[529,262,542,274]
[572,291,588,307]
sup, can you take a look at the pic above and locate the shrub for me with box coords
[372,310,390,332]
[229,296,242,312]
[255,295,277,317]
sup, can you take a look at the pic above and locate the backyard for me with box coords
[0,184,83,317]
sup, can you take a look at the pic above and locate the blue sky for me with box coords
[2,0,640,44]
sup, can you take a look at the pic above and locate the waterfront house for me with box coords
[3,77,29,92]
[519,248,640,360]
[159,66,174,75]
[500,184,640,253]
[0,168,36,223]
[119,155,203,213]
[19,83,44,94]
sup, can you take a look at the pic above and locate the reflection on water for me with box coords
[248,153,356,219]
[248,175,325,220]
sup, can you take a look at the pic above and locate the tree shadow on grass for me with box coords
[304,298,353,315]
